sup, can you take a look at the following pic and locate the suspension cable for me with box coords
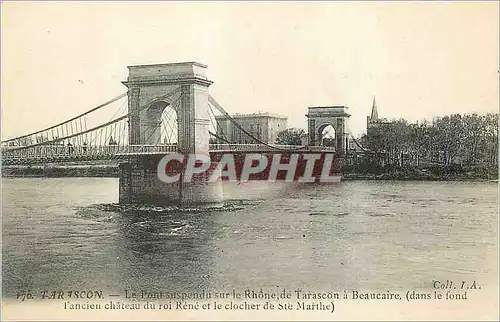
[2,92,128,143]
[7,87,181,151]
[208,131,233,144]
[347,129,369,152]
[208,95,308,151]
[207,102,230,143]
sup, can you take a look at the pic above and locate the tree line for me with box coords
[275,113,498,168]
[360,113,498,167]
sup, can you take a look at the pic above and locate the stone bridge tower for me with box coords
[306,106,351,154]
[119,62,222,207]
[122,62,212,154]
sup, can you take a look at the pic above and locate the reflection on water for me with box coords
[2,178,498,298]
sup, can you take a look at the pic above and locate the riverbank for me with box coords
[342,164,499,181]
[2,164,498,181]
[2,165,120,178]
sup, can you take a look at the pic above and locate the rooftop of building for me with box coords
[215,112,288,119]
[127,61,207,68]
[308,105,349,109]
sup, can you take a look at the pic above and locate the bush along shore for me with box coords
[342,163,499,181]
[2,163,498,181]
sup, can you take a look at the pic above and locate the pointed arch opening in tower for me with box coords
[159,105,178,145]
[145,101,178,146]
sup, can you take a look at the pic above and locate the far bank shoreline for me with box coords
[2,165,498,182]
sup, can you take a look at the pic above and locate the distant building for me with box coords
[366,96,392,135]
[366,96,380,130]
[215,113,288,144]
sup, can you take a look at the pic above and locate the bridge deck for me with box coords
[2,144,337,165]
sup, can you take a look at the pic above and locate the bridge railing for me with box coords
[1,143,337,164]
[1,144,178,160]
[118,145,178,154]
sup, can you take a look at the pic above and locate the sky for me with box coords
[1,1,498,139]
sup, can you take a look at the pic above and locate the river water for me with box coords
[2,178,498,300]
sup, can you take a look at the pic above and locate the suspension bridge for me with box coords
[1,84,339,166]
[1,62,351,206]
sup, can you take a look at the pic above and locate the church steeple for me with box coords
[370,96,378,120]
